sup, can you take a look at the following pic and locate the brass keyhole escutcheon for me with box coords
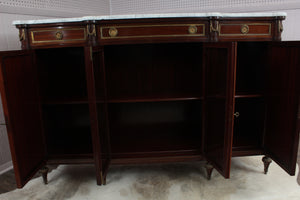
[109,27,118,37]
[188,25,197,34]
[234,112,240,118]
[55,31,63,40]
[241,25,249,34]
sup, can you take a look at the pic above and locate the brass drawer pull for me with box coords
[188,25,197,34]
[234,112,240,118]
[241,25,249,34]
[55,31,63,40]
[109,27,118,37]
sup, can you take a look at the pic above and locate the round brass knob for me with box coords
[234,112,240,118]
[188,25,197,34]
[109,27,118,37]
[241,25,249,34]
[55,31,63,40]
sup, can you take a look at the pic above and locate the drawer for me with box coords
[219,23,272,39]
[100,24,206,40]
[30,28,87,46]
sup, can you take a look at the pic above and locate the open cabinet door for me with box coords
[264,42,300,175]
[203,42,237,178]
[0,51,46,188]
[85,47,110,185]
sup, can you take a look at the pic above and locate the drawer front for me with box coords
[100,24,206,40]
[219,23,272,38]
[30,28,87,45]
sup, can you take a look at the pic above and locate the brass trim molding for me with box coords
[100,24,206,39]
[219,23,272,36]
[31,28,87,44]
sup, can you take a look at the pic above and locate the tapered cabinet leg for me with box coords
[103,177,107,185]
[39,166,49,184]
[100,171,107,185]
[262,156,272,174]
[205,163,214,180]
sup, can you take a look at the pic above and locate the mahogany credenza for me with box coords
[0,13,299,188]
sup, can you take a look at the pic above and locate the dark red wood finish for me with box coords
[84,47,104,185]
[0,51,46,188]
[15,16,284,49]
[264,42,300,175]
[3,15,300,187]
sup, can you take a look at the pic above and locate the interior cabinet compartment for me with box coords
[236,42,268,96]
[36,47,88,103]
[42,104,93,156]
[104,43,203,102]
[233,98,265,151]
[108,100,202,158]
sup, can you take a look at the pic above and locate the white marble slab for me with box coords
[13,12,287,25]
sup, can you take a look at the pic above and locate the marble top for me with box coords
[13,12,287,25]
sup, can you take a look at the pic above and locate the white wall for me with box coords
[282,9,300,41]
[110,0,300,41]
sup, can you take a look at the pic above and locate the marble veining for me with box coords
[13,12,287,25]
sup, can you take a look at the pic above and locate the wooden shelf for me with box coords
[235,93,264,98]
[107,94,203,103]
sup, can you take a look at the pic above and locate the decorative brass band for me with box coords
[31,28,87,44]
[100,24,205,39]
[219,23,272,36]
[100,171,104,185]
[240,25,249,34]
[19,28,25,41]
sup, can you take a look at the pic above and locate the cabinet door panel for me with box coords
[203,42,237,178]
[265,42,300,175]
[0,51,45,188]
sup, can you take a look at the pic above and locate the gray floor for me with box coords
[1,150,300,194]
[0,165,57,194]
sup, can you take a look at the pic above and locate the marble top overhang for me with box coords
[13,12,287,25]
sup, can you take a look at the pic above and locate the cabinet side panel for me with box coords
[0,51,45,187]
